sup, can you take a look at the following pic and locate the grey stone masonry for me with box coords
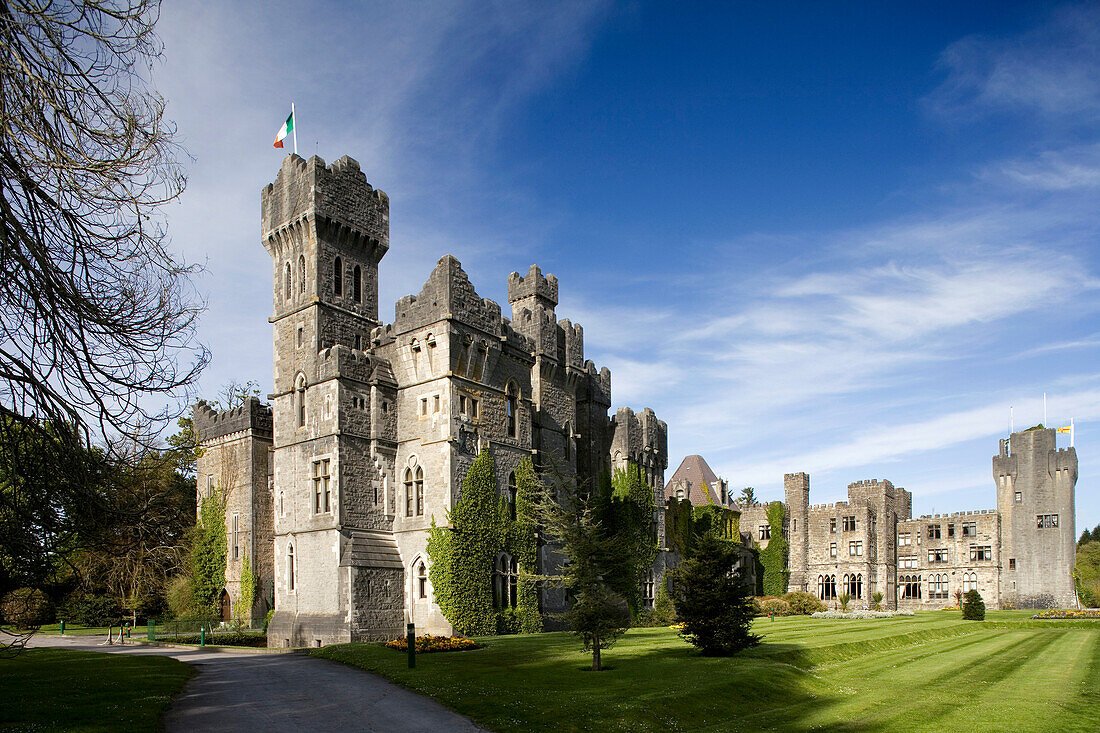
[194,398,274,623]
[775,426,1077,610]
[200,154,670,647]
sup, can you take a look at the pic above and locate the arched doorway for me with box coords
[219,589,231,621]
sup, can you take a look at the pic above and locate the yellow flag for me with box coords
[1057,426,1072,434]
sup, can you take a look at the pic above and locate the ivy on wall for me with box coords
[665,497,695,556]
[757,501,789,596]
[191,489,226,614]
[426,451,542,636]
[597,463,660,613]
[238,553,258,624]
[693,505,739,542]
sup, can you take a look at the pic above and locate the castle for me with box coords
[195,156,1078,647]
[715,426,1077,609]
[194,154,669,646]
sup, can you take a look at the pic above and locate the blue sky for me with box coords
[154,1,1100,529]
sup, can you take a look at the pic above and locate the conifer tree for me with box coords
[673,534,760,655]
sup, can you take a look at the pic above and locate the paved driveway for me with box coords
[29,635,484,732]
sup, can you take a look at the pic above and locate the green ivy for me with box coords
[693,505,739,542]
[238,552,257,624]
[191,489,226,614]
[427,452,542,636]
[758,501,789,596]
[665,497,695,556]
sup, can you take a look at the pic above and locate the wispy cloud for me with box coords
[926,4,1100,119]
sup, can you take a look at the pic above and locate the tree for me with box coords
[71,450,194,623]
[1074,542,1100,608]
[738,487,759,506]
[672,534,760,656]
[962,589,986,620]
[534,467,633,671]
[593,463,659,614]
[0,0,206,595]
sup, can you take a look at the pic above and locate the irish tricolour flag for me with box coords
[273,110,294,149]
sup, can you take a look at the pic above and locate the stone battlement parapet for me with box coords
[507,264,558,305]
[194,397,273,443]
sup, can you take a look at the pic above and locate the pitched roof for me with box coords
[667,454,725,506]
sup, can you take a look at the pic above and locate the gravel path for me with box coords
[29,634,485,732]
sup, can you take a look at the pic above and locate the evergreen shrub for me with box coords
[760,598,790,616]
[962,590,986,620]
[673,535,760,656]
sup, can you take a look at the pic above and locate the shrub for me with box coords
[673,534,760,656]
[782,591,826,615]
[838,592,851,612]
[1,588,53,628]
[962,590,986,620]
[57,592,119,627]
[263,609,275,633]
[759,598,790,617]
[871,591,884,611]
[166,575,192,619]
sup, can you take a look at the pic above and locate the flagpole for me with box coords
[291,102,297,155]
[1044,392,1048,427]
[1072,418,1075,448]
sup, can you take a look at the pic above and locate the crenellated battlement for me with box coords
[558,319,584,368]
[194,397,273,443]
[261,155,389,247]
[393,255,503,336]
[507,264,558,306]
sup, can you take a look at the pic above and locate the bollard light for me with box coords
[200,626,205,647]
[60,619,64,636]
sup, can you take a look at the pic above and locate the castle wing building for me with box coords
[195,155,669,646]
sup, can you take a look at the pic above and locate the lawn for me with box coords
[314,610,1100,732]
[0,648,193,732]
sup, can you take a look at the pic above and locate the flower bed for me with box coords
[811,610,915,620]
[384,634,482,653]
[1031,609,1100,619]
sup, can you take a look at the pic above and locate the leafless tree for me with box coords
[0,0,207,448]
[0,0,206,610]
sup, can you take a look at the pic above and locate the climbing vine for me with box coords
[238,553,257,624]
[665,497,695,556]
[757,501,789,596]
[426,452,543,636]
[191,489,226,614]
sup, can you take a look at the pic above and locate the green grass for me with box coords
[0,648,193,732]
[314,610,1100,732]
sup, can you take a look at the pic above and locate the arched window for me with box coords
[493,553,518,609]
[284,263,292,301]
[333,256,343,296]
[826,574,836,600]
[506,382,518,438]
[353,265,362,303]
[404,469,414,517]
[417,561,428,600]
[505,471,517,521]
[563,422,571,461]
[287,543,296,591]
[642,569,655,609]
[415,466,424,516]
[295,374,306,428]
[298,254,306,294]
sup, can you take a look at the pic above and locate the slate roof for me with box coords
[667,454,725,506]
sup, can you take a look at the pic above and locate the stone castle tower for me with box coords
[994,427,1077,607]
[262,154,403,645]
[196,154,669,646]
